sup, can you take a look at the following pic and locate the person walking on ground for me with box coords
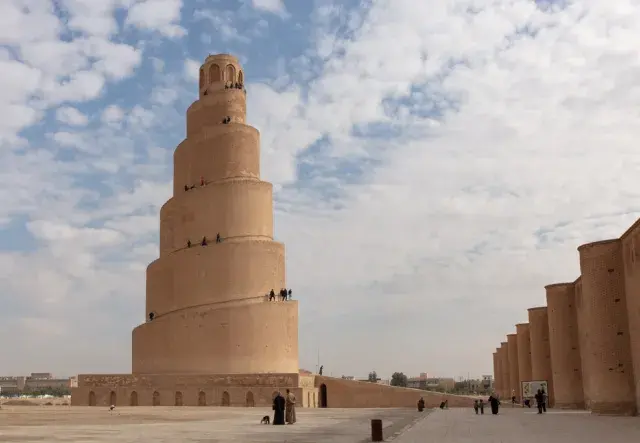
[418,397,425,412]
[478,398,484,415]
[474,399,479,414]
[488,394,500,415]
[534,389,546,414]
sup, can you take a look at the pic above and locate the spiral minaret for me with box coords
[131,54,299,375]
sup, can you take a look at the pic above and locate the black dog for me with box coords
[260,415,270,424]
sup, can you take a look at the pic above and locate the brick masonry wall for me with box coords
[516,323,532,386]
[546,283,584,409]
[507,334,520,401]
[528,307,554,406]
[313,376,475,409]
[621,224,640,410]
[578,239,636,415]
[499,342,510,399]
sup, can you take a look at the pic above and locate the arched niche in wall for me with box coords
[209,64,221,82]
[225,64,236,83]
[130,391,138,406]
[221,391,230,406]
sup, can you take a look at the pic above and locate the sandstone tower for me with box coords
[71,55,476,409]
[71,55,303,407]
[131,54,299,375]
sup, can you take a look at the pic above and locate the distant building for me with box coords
[349,376,390,385]
[0,373,75,394]
[407,373,455,391]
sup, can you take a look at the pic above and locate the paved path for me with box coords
[393,407,640,443]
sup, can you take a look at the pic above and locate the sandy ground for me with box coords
[0,405,426,442]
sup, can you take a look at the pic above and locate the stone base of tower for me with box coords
[590,401,637,416]
[70,372,307,407]
[71,373,475,409]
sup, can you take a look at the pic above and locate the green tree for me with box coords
[368,371,378,382]
[390,372,408,387]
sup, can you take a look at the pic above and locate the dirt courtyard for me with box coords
[0,405,425,442]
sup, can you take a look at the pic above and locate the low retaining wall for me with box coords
[314,376,475,408]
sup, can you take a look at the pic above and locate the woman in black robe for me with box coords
[272,392,286,425]
[488,394,500,415]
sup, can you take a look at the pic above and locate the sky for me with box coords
[1,0,640,381]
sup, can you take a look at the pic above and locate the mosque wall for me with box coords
[528,307,554,406]
[492,215,640,416]
[621,222,640,411]
[515,323,532,387]
[507,334,520,401]
[492,351,500,396]
[578,240,636,415]
[499,342,509,399]
[545,283,584,409]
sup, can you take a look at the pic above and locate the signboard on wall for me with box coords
[521,380,548,399]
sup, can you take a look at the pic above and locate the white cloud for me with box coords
[60,0,123,37]
[183,58,201,81]
[101,105,125,124]
[126,0,186,37]
[252,0,288,17]
[56,107,89,126]
[0,1,62,45]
